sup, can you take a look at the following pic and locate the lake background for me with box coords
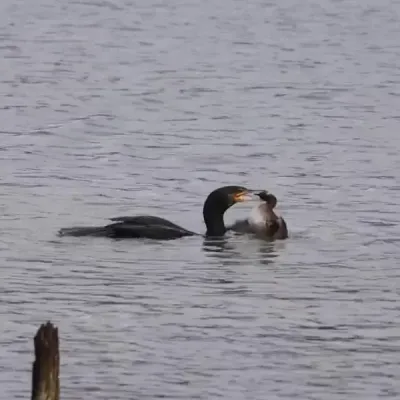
[1,0,400,399]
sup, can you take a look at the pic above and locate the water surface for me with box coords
[1,0,400,398]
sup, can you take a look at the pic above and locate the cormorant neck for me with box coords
[204,210,226,236]
[203,196,229,237]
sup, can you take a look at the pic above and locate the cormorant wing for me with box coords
[107,222,194,240]
[109,215,184,230]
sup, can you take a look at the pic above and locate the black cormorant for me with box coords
[58,185,254,240]
[228,191,288,240]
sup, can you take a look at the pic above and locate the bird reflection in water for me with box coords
[202,234,281,267]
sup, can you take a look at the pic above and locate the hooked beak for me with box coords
[233,189,268,203]
[233,190,253,203]
[247,189,269,200]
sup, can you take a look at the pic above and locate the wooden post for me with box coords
[31,322,60,400]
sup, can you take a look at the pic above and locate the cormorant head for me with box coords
[203,185,252,224]
[209,186,253,208]
[203,186,254,236]
[256,191,277,209]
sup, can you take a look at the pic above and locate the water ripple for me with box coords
[1,0,400,399]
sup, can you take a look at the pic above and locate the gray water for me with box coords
[1,0,400,398]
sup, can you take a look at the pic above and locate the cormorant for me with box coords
[58,186,255,240]
[228,191,288,240]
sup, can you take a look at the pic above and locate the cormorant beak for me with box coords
[247,189,268,197]
[244,189,271,202]
[233,190,253,203]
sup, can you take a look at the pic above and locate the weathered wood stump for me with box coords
[31,322,60,400]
